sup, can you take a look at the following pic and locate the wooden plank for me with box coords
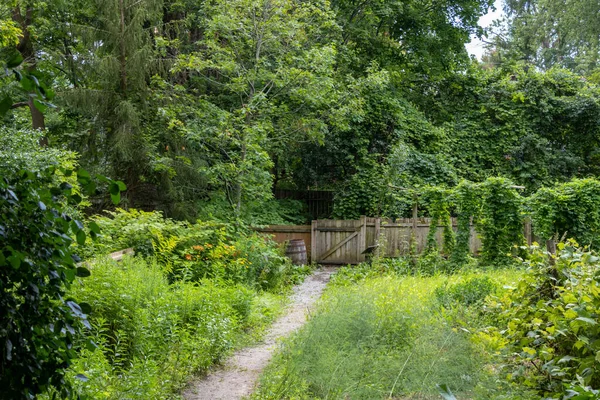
[109,248,134,262]
[311,220,317,263]
[255,225,311,233]
[319,231,359,262]
[374,217,381,257]
[316,227,361,232]
[358,215,367,262]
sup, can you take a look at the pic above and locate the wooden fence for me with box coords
[257,216,491,264]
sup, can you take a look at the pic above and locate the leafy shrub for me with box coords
[85,208,303,291]
[0,168,121,399]
[0,127,78,175]
[197,195,309,225]
[486,241,600,398]
[81,208,200,258]
[478,177,525,267]
[329,258,414,286]
[435,276,497,308]
[171,232,299,291]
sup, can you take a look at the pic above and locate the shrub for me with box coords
[0,127,78,175]
[0,168,121,399]
[486,241,600,397]
[83,209,301,291]
[478,177,525,266]
[81,208,199,258]
[529,178,600,248]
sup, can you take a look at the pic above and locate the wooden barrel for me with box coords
[285,239,307,265]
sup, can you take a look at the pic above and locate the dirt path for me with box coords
[183,266,336,400]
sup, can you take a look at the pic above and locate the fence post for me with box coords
[358,215,367,262]
[311,220,317,263]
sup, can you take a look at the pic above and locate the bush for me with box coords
[529,178,600,248]
[486,241,600,397]
[81,208,199,258]
[85,208,303,291]
[0,127,78,175]
[0,168,120,399]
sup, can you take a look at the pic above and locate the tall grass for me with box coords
[253,270,524,400]
[42,256,286,399]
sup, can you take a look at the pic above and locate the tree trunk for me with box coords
[119,0,128,95]
[13,5,46,145]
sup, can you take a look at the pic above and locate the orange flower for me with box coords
[193,245,204,251]
[185,254,192,260]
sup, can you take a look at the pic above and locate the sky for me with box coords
[465,0,504,59]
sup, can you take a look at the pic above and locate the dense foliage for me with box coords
[484,242,600,397]
[529,179,600,248]
[43,256,285,399]
[6,0,600,398]
[0,168,123,398]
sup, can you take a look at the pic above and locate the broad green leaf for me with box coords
[76,229,86,245]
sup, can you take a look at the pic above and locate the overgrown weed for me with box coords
[253,271,523,399]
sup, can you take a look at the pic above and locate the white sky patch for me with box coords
[465,0,504,60]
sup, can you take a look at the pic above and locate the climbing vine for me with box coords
[478,177,525,266]
[528,179,600,247]
[449,180,481,266]
[423,186,455,255]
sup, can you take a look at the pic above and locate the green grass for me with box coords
[252,268,525,400]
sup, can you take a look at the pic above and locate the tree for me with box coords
[332,0,494,77]
[175,0,339,217]
[490,0,600,74]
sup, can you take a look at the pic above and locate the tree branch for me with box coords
[11,102,29,109]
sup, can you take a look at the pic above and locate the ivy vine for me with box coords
[528,179,600,247]
[450,180,481,266]
[478,177,525,266]
[423,186,455,256]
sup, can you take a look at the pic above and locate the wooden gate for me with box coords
[311,216,371,264]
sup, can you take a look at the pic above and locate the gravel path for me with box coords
[183,266,337,400]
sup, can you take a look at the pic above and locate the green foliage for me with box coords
[450,180,482,266]
[197,196,308,226]
[0,167,123,399]
[47,256,283,399]
[82,208,194,258]
[425,67,600,192]
[529,178,600,247]
[83,208,303,291]
[495,0,600,74]
[253,275,486,399]
[423,186,455,255]
[332,161,393,219]
[478,177,524,266]
[329,258,413,286]
[435,276,497,308]
[332,0,492,76]
[0,126,77,175]
[486,241,600,397]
